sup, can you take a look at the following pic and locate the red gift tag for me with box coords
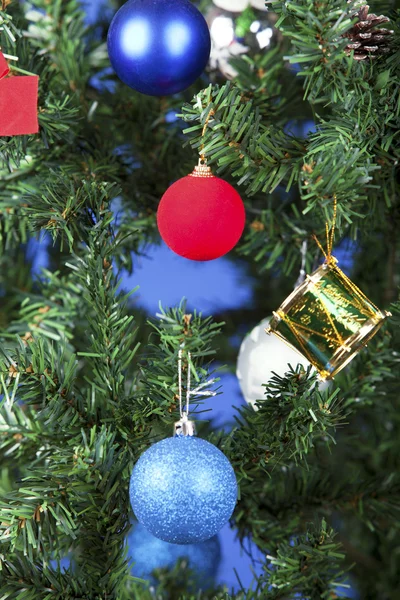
[0,52,10,80]
[0,75,39,136]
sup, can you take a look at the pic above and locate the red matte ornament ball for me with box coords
[157,164,246,261]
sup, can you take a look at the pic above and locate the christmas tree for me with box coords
[0,0,399,598]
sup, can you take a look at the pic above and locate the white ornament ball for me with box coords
[213,0,268,12]
[251,0,270,10]
[236,317,312,408]
[213,0,248,11]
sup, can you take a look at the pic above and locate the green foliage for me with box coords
[270,0,358,102]
[180,82,304,197]
[227,367,343,474]
[263,519,350,599]
[180,1,400,271]
[0,0,399,598]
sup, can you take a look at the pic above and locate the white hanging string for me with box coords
[294,239,308,289]
[178,348,191,418]
[177,348,218,421]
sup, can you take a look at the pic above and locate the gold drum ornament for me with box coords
[267,257,391,380]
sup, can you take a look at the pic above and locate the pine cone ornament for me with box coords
[344,4,393,60]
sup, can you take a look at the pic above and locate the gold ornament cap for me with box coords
[189,159,215,179]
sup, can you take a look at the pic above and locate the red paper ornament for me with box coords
[0,75,39,136]
[157,163,246,261]
[0,52,10,80]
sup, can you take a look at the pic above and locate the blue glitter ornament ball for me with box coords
[130,436,237,544]
[107,0,211,96]
[127,522,221,588]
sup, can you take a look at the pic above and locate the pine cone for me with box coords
[344,4,393,61]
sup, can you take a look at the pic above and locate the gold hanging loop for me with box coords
[200,108,215,164]
[312,194,338,264]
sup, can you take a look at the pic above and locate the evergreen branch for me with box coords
[0,403,60,470]
[226,46,303,122]
[0,425,131,589]
[337,323,398,409]
[180,82,305,196]
[0,478,77,557]
[262,519,350,599]
[69,229,139,412]
[0,552,78,600]
[234,460,400,547]
[238,203,315,274]
[224,367,345,477]
[120,301,224,440]
[0,0,398,597]
[0,22,82,172]
[180,82,387,236]
[268,0,371,102]
[18,176,120,250]
[6,273,81,343]
[300,115,380,227]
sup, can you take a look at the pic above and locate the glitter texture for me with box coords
[130,436,237,544]
[127,522,221,587]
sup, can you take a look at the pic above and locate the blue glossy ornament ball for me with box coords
[127,522,221,588]
[130,436,237,544]
[107,0,211,96]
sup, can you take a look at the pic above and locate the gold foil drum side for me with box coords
[268,259,389,379]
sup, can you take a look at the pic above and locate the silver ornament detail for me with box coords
[174,412,197,437]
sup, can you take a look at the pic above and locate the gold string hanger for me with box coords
[312,194,337,264]
[199,108,215,164]
[190,107,215,178]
